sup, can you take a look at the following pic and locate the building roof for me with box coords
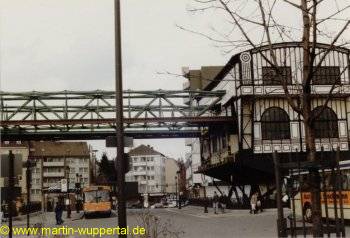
[29,141,90,157]
[128,144,163,156]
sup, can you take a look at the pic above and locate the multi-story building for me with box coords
[184,42,350,188]
[164,158,179,194]
[183,67,227,198]
[29,141,91,202]
[126,145,166,195]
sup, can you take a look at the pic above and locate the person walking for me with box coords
[250,192,258,214]
[55,200,64,225]
[219,194,227,213]
[256,194,263,213]
[213,191,219,214]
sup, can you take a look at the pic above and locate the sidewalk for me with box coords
[166,205,278,219]
[10,211,84,227]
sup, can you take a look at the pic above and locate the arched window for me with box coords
[312,107,338,138]
[261,107,290,140]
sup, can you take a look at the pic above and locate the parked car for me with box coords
[150,203,164,209]
[165,200,177,208]
[126,201,143,209]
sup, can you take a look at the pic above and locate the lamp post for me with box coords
[24,158,36,230]
[175,176,178,207]
[202,175,208,213]
[176,171,181,209]
[114,0,127,234]
[75,173,82,213]
[65,166,71,218]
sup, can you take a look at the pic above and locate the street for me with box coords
[7,206,295,237]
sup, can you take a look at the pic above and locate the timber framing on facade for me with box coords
[192,42,350,184]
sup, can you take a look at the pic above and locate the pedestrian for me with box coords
[256,194,263,213]
[55,201,64,225]
[250,192,258,214]
[220,194,227,213]
[213,191,219,214]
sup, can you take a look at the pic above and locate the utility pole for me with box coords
[26,167,30,230]
[24,159,36,231]
[8,150,14,238]
[175,175,178,207]
[114,0,127,236]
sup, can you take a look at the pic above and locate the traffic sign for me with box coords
[61,179,68,192]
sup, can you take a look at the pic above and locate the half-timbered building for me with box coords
[186,42,350,186]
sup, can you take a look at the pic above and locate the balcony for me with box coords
[43,161,64,167]
[43,182,59,188]
[133,171,146,176]
[43,172,65,177]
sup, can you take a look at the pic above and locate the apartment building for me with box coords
[164,158,179,194]
[126,145,166,195]
[29,141,91,202]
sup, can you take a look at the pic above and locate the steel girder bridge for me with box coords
[0,90,233,140]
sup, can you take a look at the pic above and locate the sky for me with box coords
[1,0,349,160]
[0,0,229,160]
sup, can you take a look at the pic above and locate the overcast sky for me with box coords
[1,0,349,160]
[0,0,229,160]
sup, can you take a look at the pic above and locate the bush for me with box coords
[135,210,184,238]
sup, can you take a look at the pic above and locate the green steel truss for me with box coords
[0,90,230,139]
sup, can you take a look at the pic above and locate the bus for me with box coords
[83,186,112,217]
[292,160,350,221]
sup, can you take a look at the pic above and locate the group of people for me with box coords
[212,191,263,214]
[212,191,229,214]
[250,192,263,214]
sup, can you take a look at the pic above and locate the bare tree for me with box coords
[185,0,350,236]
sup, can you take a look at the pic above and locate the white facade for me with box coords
[165,158,179,194]
[185,138,213,191]
[126,154,166,194]
[184,43,350,186]
[30,156,90,202]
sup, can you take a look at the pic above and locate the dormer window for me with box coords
[262,66,292,85]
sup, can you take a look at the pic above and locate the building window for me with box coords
[261,107,291,140]
[262,66,292,85]
[311,66,341,85]
[312,106,338,138]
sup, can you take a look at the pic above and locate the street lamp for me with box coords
[202,175,208,213]
[175,175,178,208]
[23,156,36,229]
[75,173,82,213]
[176,171,182,209]
[65,166,71,218]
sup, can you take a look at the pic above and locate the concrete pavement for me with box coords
[4,206,350,237]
